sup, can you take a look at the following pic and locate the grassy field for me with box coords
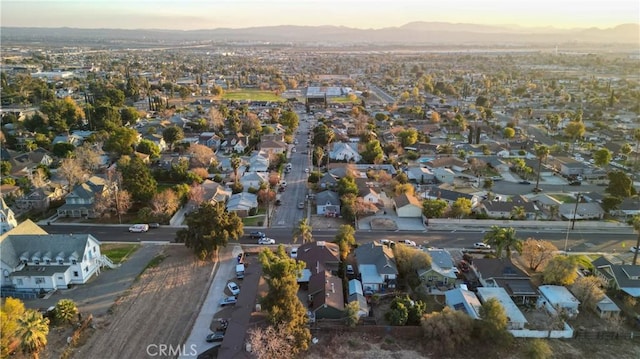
[102,244,140,264]
[328,96,357,104]
[550,194,576,203]
[222,90,285,102]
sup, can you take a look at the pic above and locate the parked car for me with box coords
[248,231,266,239]
[258,237,276,245]
[346,264,355,276]
[290,247,298,259]
[227,281,240,295]
[216,319,229,332]
[569,181,581,186]
[205,332,225,342]
[473,242,491,249]
[220,296,237,307]
[399,239,416,246]
[518,180,531,185]
[128,224,149,233]
[380,239,395,247]
[298,202,305,209]
[630,246,639,253]
[148,223,160,229]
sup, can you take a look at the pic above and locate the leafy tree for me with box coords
[176,202,243,260]
[521,239,557,271]
[279,110,299,130]
[422,198,447,219]
[92,105,122,131]
[593,148,612,168]
[385,299,409,326]
[483,226,522,259]
[292,218,313,244]
[334,224,355,261]
[361,139,384,164]
[476,297,513,346]
[259,246,310,354]
[503,127,515,138]
[571,276,605,310]
[136,139,161,160]
[104,127,138,156]
[118,156,157,202]
[1,160,12,176]
[524,339,552,359]
[394,245,431,289]
[340,193,357,223]
[337,176,358,197]
[16,309,49,359]
[398,128,418,147]
[52,142,75,158]
[564,121,586,153]
[534,144,550,191]
[343,301,360,327]
[542,255,578,285]
[510,206,526,220]
[601,195,623,213]
[1,297,26,358]
[450,197,472,219]
[162,126,184,151]
[606,170,635,198]
[312,123,334,147]
[120,106,140,125]
[421,307,474,355]
[53,299,78,325]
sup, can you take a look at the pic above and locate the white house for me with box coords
[239,172,267,190]
[359,187,381,204]
[432,167,456,184]
[315,190,341,215]
[537,285,580,318]
[394,193,423,218]
[226,192,258,217]
[329,142,362,162]
[0,198,17,234]
[0,220,105,290]
[248,152,270,172]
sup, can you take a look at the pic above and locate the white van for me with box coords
[128,224,149,233]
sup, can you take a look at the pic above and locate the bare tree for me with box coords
[115,189,132,221]
[150,189,180,217]
[188,182,205,205]
[247,324,296,359]
[187,144,216,168]
[571,276,606,310]
[74,143,103,174]
[30,168,48,189]
[58,158,86,192]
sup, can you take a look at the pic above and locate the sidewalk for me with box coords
[179,244,243,359]
[427,218,634,233]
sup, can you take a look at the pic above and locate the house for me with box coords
[248,152,270,172]
[611,197,640,218]
[225,192,258,217]
[198,132,221,151]
[472,258,538,304]
[296,240,341,274]
[594,294,621,318]
[239,172,267,190]
[348,279,369,318]
[406,166,435,184]
[592,256,640,298]
[421,187,478,207]
[354,242,397,293]
[359,187,381,204]
[478,195,537,219]
[329,142,361,162]
[0,220,104,290]
[221,134,247,154]
[0,198,18,234]
[445,287,482,319]
[425,157,469,172]
[143,133,168,152]
[56,176,108,218]
[537,285,580,318]
[307,270,345,319]
[477,287,528,330]
[551,157,589,176]
[8,148,54,177]
[393,193,422,218]
[317,173,338,189]
[559,202,605,220]
[418,248,457,290]
[259,139,288,155]
[315,190,340,216]
[432,167,456,184]
[200,180,231,204]
[15,186,65,212]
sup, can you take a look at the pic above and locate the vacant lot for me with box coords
[72,246,212,359]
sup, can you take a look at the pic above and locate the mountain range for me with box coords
[1,22,638,46]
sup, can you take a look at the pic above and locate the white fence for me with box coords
[509,321,574,338]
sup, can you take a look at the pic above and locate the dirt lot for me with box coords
[68,245,212,359]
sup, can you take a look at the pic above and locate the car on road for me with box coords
[473,242,491,249]
[304,168,309,173]
[290,247,298,259]
[631,246,639,253]
[298,202,305,209]
[227,281,240,295]
[346,264,355,276]
[292,147,297,153]
[258,237,276,245]
[148,223,160,229]
[569,181,581,186]
[220,296,237,307]
[205,332,225,342]
[248,231,266,239]
[518,180,531,185]
[399,239,416,246]
[128,224,149,233]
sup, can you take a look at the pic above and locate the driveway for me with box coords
[23,243,163,316]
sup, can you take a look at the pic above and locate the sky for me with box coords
[1,0,638,30]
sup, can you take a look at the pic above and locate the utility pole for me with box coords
[571,193,581,230]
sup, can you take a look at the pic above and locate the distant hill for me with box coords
[1,22,638,46]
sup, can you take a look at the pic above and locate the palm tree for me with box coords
[230,155,241,184]
[534,144,550,191]
[510,206,526,220]
[17,310,49,359]
[483,226,523,259]
[54,299,78,325]
[293,218,313,244]
[632,215,640,266]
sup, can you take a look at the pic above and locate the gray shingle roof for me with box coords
[1,234,100,269]
[354,242,397,275]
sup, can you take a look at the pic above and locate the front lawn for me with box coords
[550,194,576,203]
[243,215,266,226]
[102,243,140,264]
